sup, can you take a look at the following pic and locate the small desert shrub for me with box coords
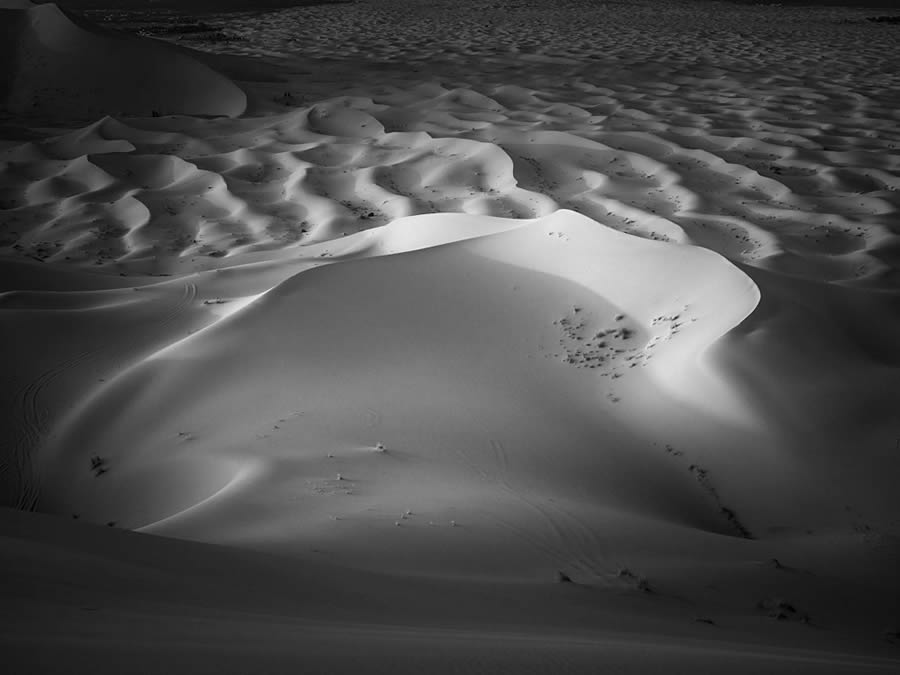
[757,597,809,622]
[617,567,651,592]
[90,456,108,477]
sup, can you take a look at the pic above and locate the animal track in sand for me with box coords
[307,476,355,497]
[4,350,95,511]
[661,443,752,540]
[452,438,612,583]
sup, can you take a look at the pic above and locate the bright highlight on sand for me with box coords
[1,0,899,673]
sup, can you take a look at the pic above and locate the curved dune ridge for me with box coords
[14,207,898,581]
[0,1,245,118]
[34,210,765,573]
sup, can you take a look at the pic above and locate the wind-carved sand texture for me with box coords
[1,0,900,673]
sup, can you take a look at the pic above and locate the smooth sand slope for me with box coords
[4,506,900,675]
[1,0,899,672]
[0,0,245,118]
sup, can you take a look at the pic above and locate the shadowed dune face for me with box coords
[0,2,246,119]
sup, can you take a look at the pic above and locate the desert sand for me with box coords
[1,0,899,672]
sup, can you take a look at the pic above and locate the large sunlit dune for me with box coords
[1,0,899,673]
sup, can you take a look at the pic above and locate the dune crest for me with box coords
[35,211,762,562]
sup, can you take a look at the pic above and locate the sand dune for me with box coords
[1,77,896,282]
[2,0,899,672]
[0,1,245,119]
[35,212,760,547]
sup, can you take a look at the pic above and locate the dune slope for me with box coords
[2,506,900,675]
[1,0,899,671]
[34,212,760,560]
[0,2,245,119]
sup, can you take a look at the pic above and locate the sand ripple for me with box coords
[2,65,898,286]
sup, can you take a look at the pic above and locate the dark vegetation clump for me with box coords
[757,598,810,624]
[617,568,652,593]
[89,455,108,477]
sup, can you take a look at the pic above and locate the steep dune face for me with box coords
[0,2,246,118]
[711,265,900,528]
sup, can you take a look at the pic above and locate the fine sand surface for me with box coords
[2,0,899,672]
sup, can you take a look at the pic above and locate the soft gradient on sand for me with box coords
[2,0,899,673]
